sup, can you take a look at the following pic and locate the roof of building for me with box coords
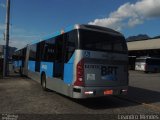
[127,38,160,51]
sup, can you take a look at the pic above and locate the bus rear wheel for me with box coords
[41,73,47,91]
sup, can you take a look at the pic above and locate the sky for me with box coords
[0,0,160,49]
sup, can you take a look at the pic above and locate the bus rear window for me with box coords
[79,29,127,53]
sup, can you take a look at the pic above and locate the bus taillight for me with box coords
[74,59,84,86]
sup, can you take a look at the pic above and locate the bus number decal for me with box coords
[101,66,118,80]
[101,66,117,76]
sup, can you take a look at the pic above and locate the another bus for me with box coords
[13,24,129,98]
[135,56,160,73]
[12,48,26,74]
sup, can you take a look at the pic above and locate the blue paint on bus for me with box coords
[28,61,36,72]
[14,60,22,67]
[53,31,61,37]
[68,53,75,64]
[40,62,53,78]
[13,61,18,67]
[64,25,74,33]
[41,34,55,42]
[64,63,73,84]
[64,52,75,84]
[31,39,41,45]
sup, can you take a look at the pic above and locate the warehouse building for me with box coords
[127,38,160,57]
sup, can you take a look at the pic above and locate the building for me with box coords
[127,38,160,57]
[0,45,17,58]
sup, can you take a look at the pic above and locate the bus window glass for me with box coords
[55,36,63,62]
[41,38,55,62]
[29,44,37,61]
[65,30,77,63]
[79,29,127,53]
[113,43,125,51]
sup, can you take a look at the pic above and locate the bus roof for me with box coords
[29,24,123,46]
[15,45,27,52]
[15,48,22,52]
[78,24,122,36]
[136,56,160,60]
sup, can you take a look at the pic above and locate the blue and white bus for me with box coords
[135,56,160,73]
[12,48,26,74]
[13,24,129,98]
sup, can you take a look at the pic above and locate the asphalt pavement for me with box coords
[0,71,160,120]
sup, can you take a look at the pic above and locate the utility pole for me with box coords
[3,0,10,77]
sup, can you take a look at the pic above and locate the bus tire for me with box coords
[154,68,158,73]
[41,73,47,91]
[145,71,149,73]
[19,66,23,76]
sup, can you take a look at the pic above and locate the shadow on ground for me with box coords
[126,86,160,104]
[1,74,160,110]
[69,86,160,109]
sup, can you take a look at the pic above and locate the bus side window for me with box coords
[54,35,64,78]
[40,40,55,62]
[35,43,41,72]
[64,31,76,63]
[29,44,37,61]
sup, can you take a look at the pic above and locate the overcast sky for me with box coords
[0,0,160,49]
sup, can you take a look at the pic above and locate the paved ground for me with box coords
[0,71,160,120]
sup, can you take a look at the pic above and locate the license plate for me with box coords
[104,90,113,95]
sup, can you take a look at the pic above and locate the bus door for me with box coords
[54,35,66,79]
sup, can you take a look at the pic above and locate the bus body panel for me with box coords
[13,24,129,99]
[28,60,36,72]
[46,77,72,97]
[73,50,128,87]
[28,71,41,83]
[27,62,74,98]
[64,63,74,84]
[40,62,54,78]
[13,60,22,72]
[72,86,128,98]
[72,50,128,98]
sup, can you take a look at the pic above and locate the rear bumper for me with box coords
[72,86,128,99]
